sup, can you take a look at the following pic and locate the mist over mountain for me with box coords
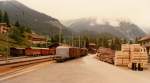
[0,0,147,39]
[143,28,150,34]
[0,0,70,35]
[63,18,146,40]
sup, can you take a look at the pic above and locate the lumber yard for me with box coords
[97,44,148,71]
[115,44,148,71]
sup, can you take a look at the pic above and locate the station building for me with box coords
[0,23,9,34]
[139,35,150,62]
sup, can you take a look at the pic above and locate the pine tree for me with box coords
[0,10,2,23]
[135,37,139,44]
[129,40,133,44]
[3,11,10,26]
[123,39,127,44]
[15,21,20,27]
[51,34,60,43]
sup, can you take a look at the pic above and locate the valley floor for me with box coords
[1,54,150,83]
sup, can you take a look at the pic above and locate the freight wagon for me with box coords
[80,48,88,56]
[49,48,56,55]
[88,43,97,54]
[54,46,88,62]
[10,47,56,57]
[10,48,25,57]
[25,47,56,56]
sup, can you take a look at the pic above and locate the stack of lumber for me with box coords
[115,44,130,66]
[121,44,130,52]
[114,44,148,69]
[114,51,130,66]
[128,44,148,68]
[97,47,115,64]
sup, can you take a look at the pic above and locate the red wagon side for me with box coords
[41,48,50,55]
[25,47,41,56]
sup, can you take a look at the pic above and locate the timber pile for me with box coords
[128,44,148,69]
[115,44,148,70]
[115,44,130,66]
[114,51,130,66]
[97,47,115,64]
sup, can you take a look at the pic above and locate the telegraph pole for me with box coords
[78,35,81,48]
[96,38,99,48]
[6,29,9,63]
[59,26,62,45]
[72,33,74,47]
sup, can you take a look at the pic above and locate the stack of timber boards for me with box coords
[97,47,115,64]
[114,51,130,66]
[115,44,130,66]
[115,44,148,69]
[128,44,148,69]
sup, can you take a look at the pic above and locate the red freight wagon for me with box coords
[81,48,88,56]
[49,48,56,55]
[41,48,50,55]
[25,47,42,56]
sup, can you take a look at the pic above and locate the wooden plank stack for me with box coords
[114,44,148,69]
[114,51,130,66]
[115,44,130,66]
[97,47,115,64]
[128,44,148,69]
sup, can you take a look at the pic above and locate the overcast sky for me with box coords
[14,0,150,29]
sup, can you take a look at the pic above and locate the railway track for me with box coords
[0,56,54,67]
[0,56,28,61]
[0,56,54,78]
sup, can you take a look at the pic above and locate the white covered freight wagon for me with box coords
[54,46,70,62]
[54,46,87,62]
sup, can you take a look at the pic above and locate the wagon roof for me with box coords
[10,47,25,49]
[56,46,71,48]
[28,47,49,49]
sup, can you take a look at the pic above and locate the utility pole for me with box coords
[84,40,86,48]
[79,35,81,48]
[59,26,62,45]
[96,38,99,48]
[72,33,74,47]
[6,29,9,63]
[46,35,49,48]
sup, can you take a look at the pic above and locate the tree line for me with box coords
[49,33,137,51]
[0,10,31,46]
[0,10,10,26]
[9,21,31,45]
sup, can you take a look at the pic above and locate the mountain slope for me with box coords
[64,18,146,40]
[0,0,70,35]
